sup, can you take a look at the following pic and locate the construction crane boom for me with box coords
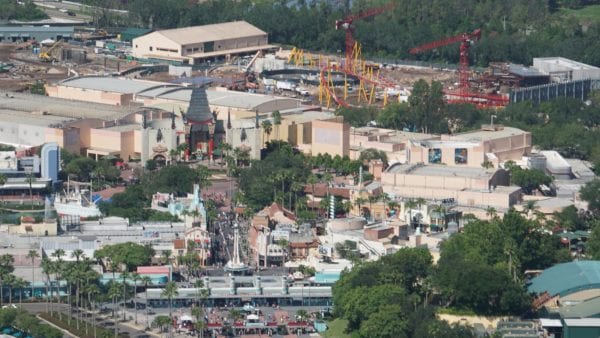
[336,2,396,71]
[410,29,482,96]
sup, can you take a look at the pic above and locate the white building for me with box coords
[533,57,600,82]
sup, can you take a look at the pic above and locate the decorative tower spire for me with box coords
[255,109,259,129]
[171,109,176,130]
[227,108,232,130]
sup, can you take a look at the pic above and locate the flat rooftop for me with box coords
[144,87,302,111]
[0,92,134,121]
[103,123,140,132]
[386,163,496,180]
[447,126,528,143]
[60,76,167,94]
[0,109,74,127]
[534,57,600,71]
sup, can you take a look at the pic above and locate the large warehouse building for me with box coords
[0,26,74,42]
[131,21,276,64]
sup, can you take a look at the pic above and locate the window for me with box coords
[186,48,192,53]
[149,46,153,51]
[428,148,441,164]
[135,44,138,48]
[455,148,468,164]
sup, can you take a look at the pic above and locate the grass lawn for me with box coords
[560,4,600,22]
[322,318,352,338]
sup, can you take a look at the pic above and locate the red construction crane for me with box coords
[410,29,482,97]
[336,2,396,71]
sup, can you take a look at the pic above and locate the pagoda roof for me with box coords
[185,86,213,124]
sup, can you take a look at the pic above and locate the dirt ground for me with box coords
[0,41,455,105]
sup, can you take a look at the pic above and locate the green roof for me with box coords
[529,261,600,297]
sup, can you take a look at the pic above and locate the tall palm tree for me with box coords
[26,249,39,300]
[51,248,65,320]
[14,277,27,307]
[85,283,100,338]
[120,271,130,322]
[354,196,367,217]
[194,280,208,338]
[403,199,418,222]
[130,272,141,325]
[272,110,282,141]
[107,281,121,338]
[367,195,380,221]
[161,281,179,338]
[5,274,15,305]
[261,119,272,145]
[141,276,153,329]
[25,171,36,209]
[40,257,53,315]
[162,250,172,266]
[0,254,15,306]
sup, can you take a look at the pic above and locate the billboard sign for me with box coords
[318,245,333,258]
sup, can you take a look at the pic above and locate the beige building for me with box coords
[408,125,532,167]
[311,117,350,158]
[382,163,520,209]
[132,21,276,64]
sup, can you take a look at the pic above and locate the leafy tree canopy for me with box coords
[94,242,155,271]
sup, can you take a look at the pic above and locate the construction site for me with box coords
[0,1,597,110]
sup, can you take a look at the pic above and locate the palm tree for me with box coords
[0,254,15,306]
[26,249,39,300]
[354,196,367,217]
[261,119,272,145]
[71,249,85,328]
[367,195,380,221]
[162,250,172,266]
[107,281,121,338]
[272,110,282,141]
[307,174,318,205]
[14,277,27,307]
[290,181,305,211]
[193,280,208,338]
[169,149,178,165]
[403,199,418,224]
[141,276,153,329]
[120,271,130,322]
[486,206,498,219]
[0,173,5,203]
[25,171,35,209]
[40,257,53,315]
[522,200,539,219]
[51,248,66,320]
[108,281,121,320]
[130,272,141,325]
[161,281,179,338]
[85,283,100,338]
[429,204,447,230]
[5,274,15,305]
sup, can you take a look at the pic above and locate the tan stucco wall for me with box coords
[9,222,57,236]
[311,119,349,157]
[132,32,181,59]
[46,85,131,106]
[89,128,121,152]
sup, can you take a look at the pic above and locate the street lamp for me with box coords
[208,122,216,163]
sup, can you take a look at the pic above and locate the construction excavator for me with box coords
[39,39,63,62]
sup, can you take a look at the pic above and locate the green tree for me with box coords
[0,254,15,307]
[141,275,153,329]
[161,281,179,337]
[359,304,409,338]
[94,242,155,272]
[26,250,39,300]
[261,119,273,145]
[580,179,600,215]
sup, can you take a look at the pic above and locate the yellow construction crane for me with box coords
[39,40,63,62]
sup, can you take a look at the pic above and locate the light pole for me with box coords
[208,122,216,164]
